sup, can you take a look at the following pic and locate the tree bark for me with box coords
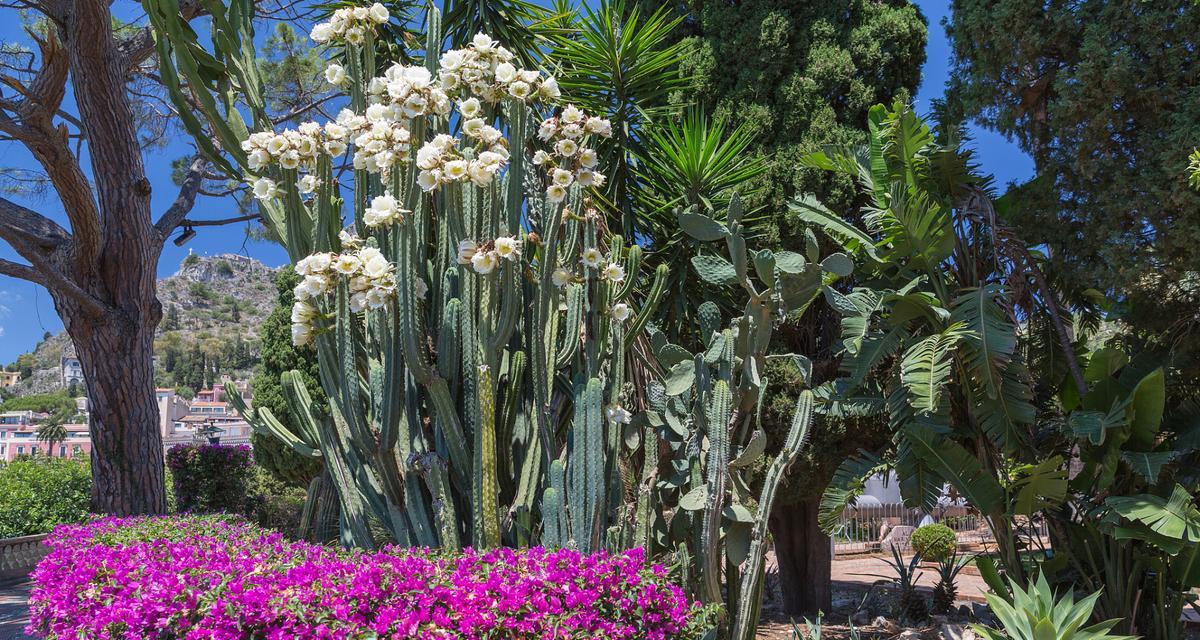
[62,300,167,515]
[769,497,832,616]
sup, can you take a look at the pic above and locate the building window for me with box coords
[59,446,66,457]
[17,446,24,455]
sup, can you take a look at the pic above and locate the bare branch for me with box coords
[0,256,45,286]
[178,213,261,228]
[0,195,70,252]
[153,154,208,238]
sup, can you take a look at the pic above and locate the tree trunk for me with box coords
[63,302,166,515]
[770,497,832,616]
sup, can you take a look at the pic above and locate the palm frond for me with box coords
[900,322,970,415]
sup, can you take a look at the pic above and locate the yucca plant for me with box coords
[870,544,927,624]
[973,573,1137,640]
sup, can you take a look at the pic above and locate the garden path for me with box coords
[0,580,31,640]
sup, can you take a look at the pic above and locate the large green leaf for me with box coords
[787,194,879,261]
[951,285,1016,400]
[1122,451,1176,484]
[905,425,1005,513]
[900,323,969,415]
[1127,367,1165,450]
[1107,484,1200,543]
[818,451,886,533]
[1009,456,1067,515]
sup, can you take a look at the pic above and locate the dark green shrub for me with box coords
[248,467,307,534]
[166,444,255,514]
[0,458,91,538]
[911,523,957,561]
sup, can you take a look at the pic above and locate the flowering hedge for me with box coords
[28,515,709,639]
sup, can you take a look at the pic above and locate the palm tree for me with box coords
[37,419,69,458]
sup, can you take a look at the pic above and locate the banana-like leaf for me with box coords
[787,194,879,261]
[900,322,969,415]
[1107,484,1200,543]
[905,425,1005,514]
[1122,451,1177,484]
[1009,456,1067,515]
[818,451,886,533]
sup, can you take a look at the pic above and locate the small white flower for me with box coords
[279,150,301,170]
[324,63,347,86]
[540,76,561,100]
[310,23,334,43]
[507,81,531,99]
[339,230,361,247]
[368,2,389,23]
[349,292,369,313]
[605,404,633,424]
[325,140,348,157]
[551,267,573,288]
[494,236,522,261]
[546,184,568,203]
[459,97,482,118]
[362,254,392,279]
[579,148,598,168]
[555,138,579,157]
[532,151,550,166]
[561,104,584,124]
[252,177,277,200]
[334,254,362,275]
[291,322,314,346]
[291,300,317,323]
[538,121,557,141]
[457,239,478,264]
[418,170,441,192]
[585,117,613,137]
[444,160,469,181]
[610,302,632,322]
[345,26,365,46]
[576,169,600,187]
[365,287,388,310]
[472,32,494,51]
[471,251,498,274]
[414,277,429,299]
[462,118,486,138]
[580,248,604,268]
[552,168,574,187]
[601,262,626,283]
[494,62,517,84]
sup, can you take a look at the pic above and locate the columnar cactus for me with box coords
[152,2,843,636]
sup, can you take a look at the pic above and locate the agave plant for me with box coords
[973,573,1137,640]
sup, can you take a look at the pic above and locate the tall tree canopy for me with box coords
[946,1,1200,374]
[669,0,927,240]
[654,0,928,615]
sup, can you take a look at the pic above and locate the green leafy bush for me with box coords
[911,523,957,561]
[166,444,256,514]
[0,458,91,538]
[248,467,306,534]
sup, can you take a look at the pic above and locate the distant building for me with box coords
[0,371,20,388]
[60,344,84,387]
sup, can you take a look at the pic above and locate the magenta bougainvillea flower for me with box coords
[27,515,708,639]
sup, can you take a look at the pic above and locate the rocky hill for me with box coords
[3,253,280,397]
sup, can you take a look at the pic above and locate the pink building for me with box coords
[0,412,91,461]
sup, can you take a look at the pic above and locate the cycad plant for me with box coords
[146,1,839,637]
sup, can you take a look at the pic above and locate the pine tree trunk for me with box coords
[64,303,167,515]
[769,497,832,616]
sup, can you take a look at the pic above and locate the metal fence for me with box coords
[830,503,998,556]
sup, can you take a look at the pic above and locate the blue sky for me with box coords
[0,0,1035,365]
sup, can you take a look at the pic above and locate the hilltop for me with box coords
[3,254,280,397]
